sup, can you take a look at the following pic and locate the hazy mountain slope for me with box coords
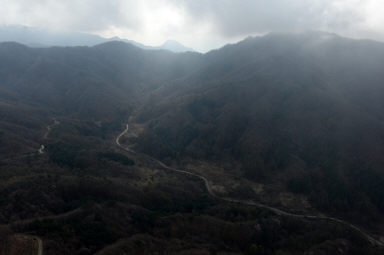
[0,40,201,159]
[0,25,107,47]
[0,41,201,120]
[0,25,195,52]
[158,40,195,52]
[1,32,384,254]
[134,32,384,222]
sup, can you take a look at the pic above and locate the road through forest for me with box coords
[34,236,43,255]
[116,123,384,248]
[13,119,60,255]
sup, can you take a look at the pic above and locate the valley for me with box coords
[0,31,384,254]
[117,122,384,247]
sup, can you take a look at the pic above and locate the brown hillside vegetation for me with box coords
[0,32,384,254]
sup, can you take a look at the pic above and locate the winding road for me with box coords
[7,207,85,255]
[38,118,60,154]
[115,124,130,149]
[11,118,61,255]
[116,123,384,248]
[0,119,60,163]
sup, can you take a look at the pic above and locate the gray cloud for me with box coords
[176,0,365,37]
[0,0,382,51]
[0,0,144,32]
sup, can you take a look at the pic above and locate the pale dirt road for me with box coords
[8,118,62,255]
[38,118,60,154]
[33,236,43,255]
[8,208,83,255]
[116,123,384,248]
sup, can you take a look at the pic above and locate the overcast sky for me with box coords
[0,0,383,52]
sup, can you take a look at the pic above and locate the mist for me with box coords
[0,0,383,51]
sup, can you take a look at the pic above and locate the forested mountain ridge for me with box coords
[134,32,384,226]
[1,31,384,254]
[0,41,202,120]
[0,40,201,161]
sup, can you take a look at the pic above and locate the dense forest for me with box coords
[0,32,384,254]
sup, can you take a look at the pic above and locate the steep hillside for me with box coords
[0,41,201,159]
[134,32,384,225]
[1,32,384,254]
[0,41,201,120]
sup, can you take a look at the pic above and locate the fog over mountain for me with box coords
[1,0,384,253]
[1,31,384,253]
[0,25,195,52]
[1,0,383,51]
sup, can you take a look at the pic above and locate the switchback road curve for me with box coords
[116,123,384,248]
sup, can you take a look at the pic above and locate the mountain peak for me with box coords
[0,25,196,53]
[160,40,195,53]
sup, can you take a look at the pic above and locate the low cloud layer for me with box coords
[0,0,383,51]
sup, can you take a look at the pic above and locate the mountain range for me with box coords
[0,31,384,254]
[0,25,195,52]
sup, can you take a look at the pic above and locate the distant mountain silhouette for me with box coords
[0,25,195,52]
[160,40,195,52]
